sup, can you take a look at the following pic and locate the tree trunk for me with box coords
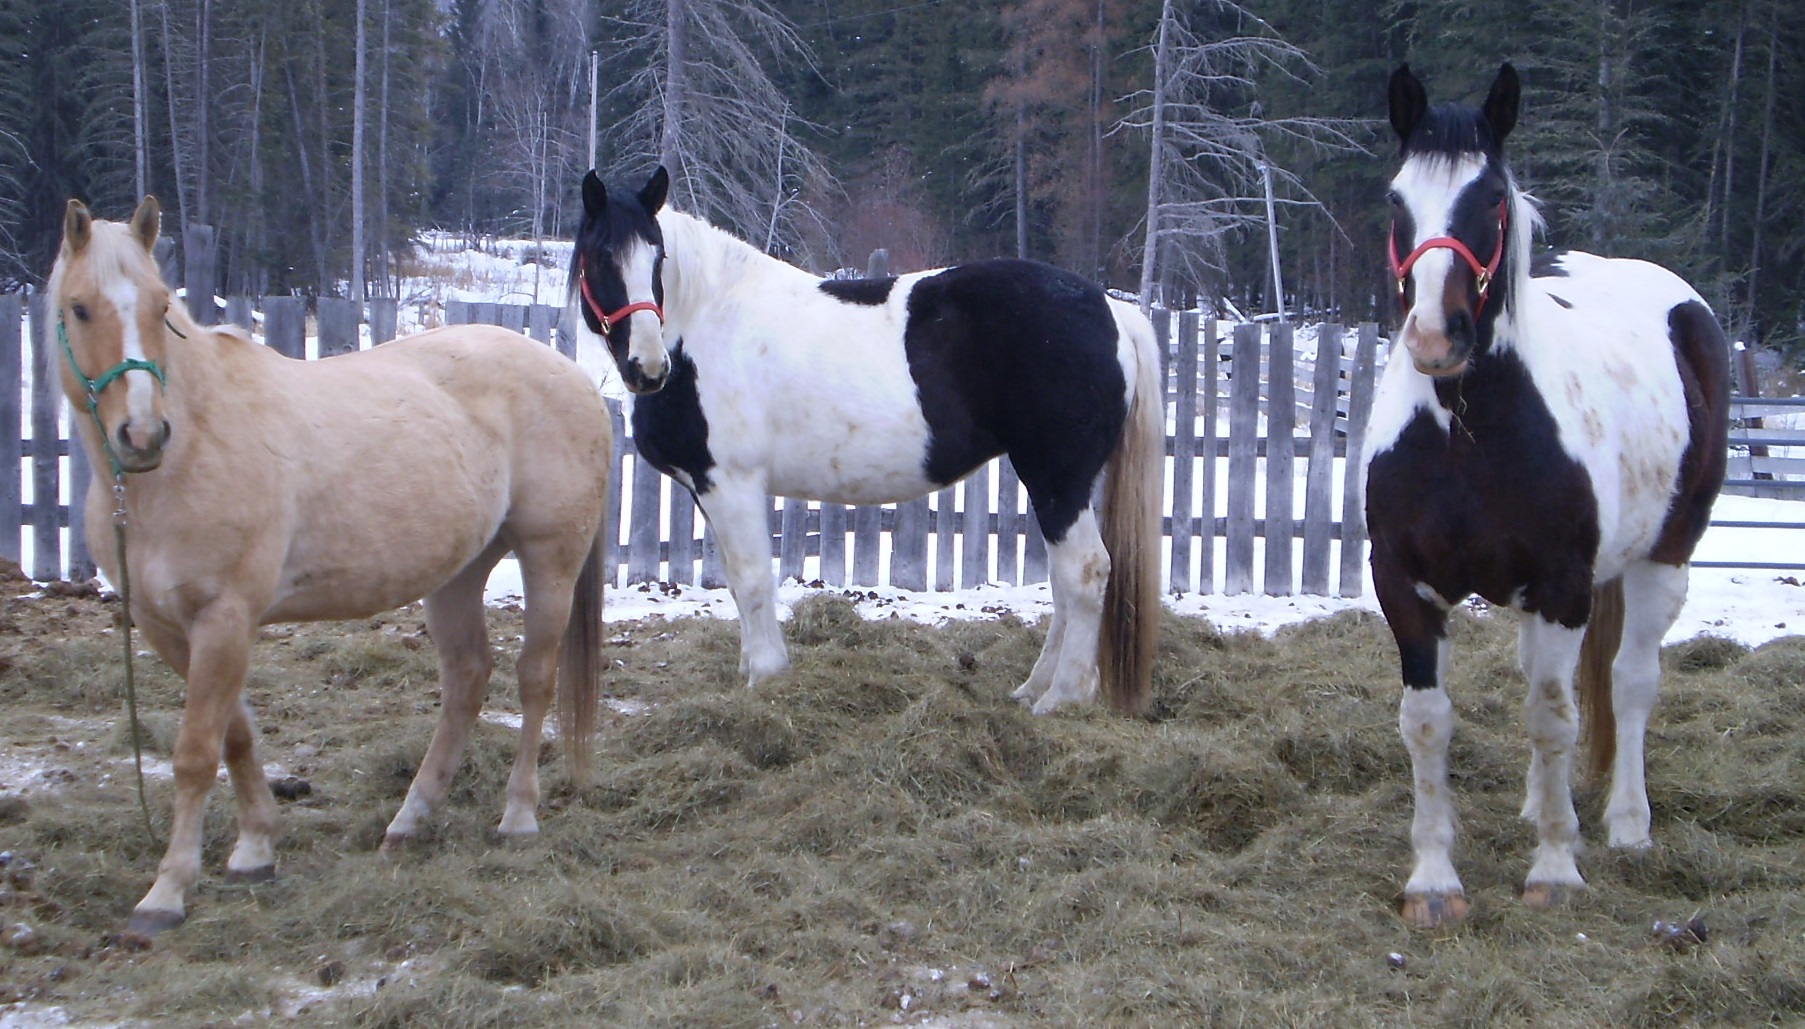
[131,0,147,199]
[663,0,688,188]
[377,0,392,297]
[195,0,211,225]
[351,0,368,302]
[1745,0,1778,343]
[159,0,191,225]
[1136,0,1173,312]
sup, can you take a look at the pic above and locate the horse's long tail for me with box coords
[558,524,607,784]
[1097,303,1164,715]
[1577,577,1625,779]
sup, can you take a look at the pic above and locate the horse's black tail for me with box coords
[1096,302,1163,715]
[1577,577,1624,780]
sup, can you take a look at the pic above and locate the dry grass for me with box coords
[3,583,1805,1027]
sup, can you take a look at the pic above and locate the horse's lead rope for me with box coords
[112,476,158,846]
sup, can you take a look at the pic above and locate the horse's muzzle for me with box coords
[114,420,170,472]
[621,357,668,395]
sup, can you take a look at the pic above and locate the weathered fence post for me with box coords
[1301,324,1342,595]
[262,296,306,359]
[316,298,361,357]
[184,224,217,325]
[68,441,94,581]
[604,400,626,587]
[668,490,697,586]
[996,458,1022,586]
[819,503,847,586]
[1169,310,1199,593]
[28,295,59,580]
[1198,319,1220,592]
[1224,323,1261,594]
[933,487,957,590]
[1338,324,1381,597]
[1264,322,1295,596]
[0,294,21,565]
[961,464,990,588]
[226,297,255,332]
[627,452,661,584]
[369,297,399,345]
[779,498,808,583]
[852,505,883,587]
[891,499,929,592]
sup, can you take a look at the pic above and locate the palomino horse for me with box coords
[49,198,613,933]
[569,168,1163,714]
[1367,64,1730,928]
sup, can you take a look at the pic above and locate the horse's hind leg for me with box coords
[382,543,504,849]
[495,539,584,837]
[1021,508,1108,714]
[1602,561,1687,849]
[697,474,789,685]
[1517,615,1589,909]
[1010,568,1069,706]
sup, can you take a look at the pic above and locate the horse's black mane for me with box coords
[1401,102,1504,161]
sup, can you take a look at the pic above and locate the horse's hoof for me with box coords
[223,864,276,884]
[379,833,410,855]
[1400,891,1469,929]
[1521,882,1582,910]
[492,829,540,846]
[126,908,185,936]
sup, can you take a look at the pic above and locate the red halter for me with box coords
[578,260,664,331]
[1388,197,1509,317]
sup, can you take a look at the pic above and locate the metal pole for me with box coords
[1261,160,1285,321]
[588,50,599,172]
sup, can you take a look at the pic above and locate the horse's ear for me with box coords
[582,170,607,219]
[1483,63,1520,146]
[1389,65,1428,149]
[129,195,161,252]
[639,166,669,215]
[63,200,93,254]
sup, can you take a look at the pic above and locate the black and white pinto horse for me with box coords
[1367,64,1730,928]
[570,168,1164,714]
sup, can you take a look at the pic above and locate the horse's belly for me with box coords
[765,443,937,506]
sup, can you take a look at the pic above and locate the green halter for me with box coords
[56,316,169,478]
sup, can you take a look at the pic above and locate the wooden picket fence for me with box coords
[6,291,1803,593]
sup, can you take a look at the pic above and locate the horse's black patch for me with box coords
[628,343,714,495]
[1650,300,1730,565]
[1531,250,1571,278]
[1366,347,1600,674]
[899,259,1126,543]
[819,278,896,306]
[1548,294,1573,309]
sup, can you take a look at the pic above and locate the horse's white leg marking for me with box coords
[131,600,257,932]
[383,544,503,846]
[1026,510,1107,714]
[495,540,583,838]
[1605,562,1686,849]
[698,476,789,685]
[1516,622,1544,825]
[1399,640,1463,907]
[1518,616,1588,900]
[221,699,278,876]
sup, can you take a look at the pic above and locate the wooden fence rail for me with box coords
[7,292,1803,594]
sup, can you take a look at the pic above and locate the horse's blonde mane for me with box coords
[1503,174,1544,325]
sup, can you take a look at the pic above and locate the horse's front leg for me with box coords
[697,474,788,685]
[129,602,260,934]
[1375,571,1466,929]
[1517,614,1588,910]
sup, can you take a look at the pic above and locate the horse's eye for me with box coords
[1387,191,1402,207]
[70,302,89,322]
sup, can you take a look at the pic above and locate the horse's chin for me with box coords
[1411,358,1469,378]
[116,450,164,474]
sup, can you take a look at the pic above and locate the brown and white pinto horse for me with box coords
[49,198,612,933]
[1366,64,1730,928]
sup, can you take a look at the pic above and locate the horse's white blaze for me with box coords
[102,278,162,439]
[619,237,669,380]
[1390,154,1487,360]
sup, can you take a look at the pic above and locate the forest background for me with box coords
[2,0,1800,355]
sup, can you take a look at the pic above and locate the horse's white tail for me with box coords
[1097,303,1164,715]
[557,524,608,784]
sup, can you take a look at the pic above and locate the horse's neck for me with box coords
[659,211,804,331]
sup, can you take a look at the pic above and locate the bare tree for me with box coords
[351,0,367,301]
[600,0,838,264]
[1125,0,1364,309]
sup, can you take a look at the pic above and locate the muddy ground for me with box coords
[2,564,1804,1027]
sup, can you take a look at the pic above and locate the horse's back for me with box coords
[1529,251,1729,574]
